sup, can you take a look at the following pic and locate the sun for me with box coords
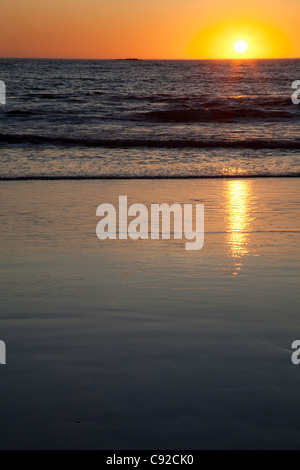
[234,40,248,54]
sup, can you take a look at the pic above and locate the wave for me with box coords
[4,110,36,117]
[1,133,300,150]
[1,174,299,181]
[22,93,70,100]
[144,106,298,122]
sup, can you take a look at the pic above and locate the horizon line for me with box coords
[0,56,300,61]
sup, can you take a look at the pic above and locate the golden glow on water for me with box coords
[225,180,253,261]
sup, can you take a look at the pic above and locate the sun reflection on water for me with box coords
[225,180,254,270]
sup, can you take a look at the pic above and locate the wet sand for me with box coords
[0,178,299,449]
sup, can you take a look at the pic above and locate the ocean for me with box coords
[1,58,300,450]
[0,58,300,179]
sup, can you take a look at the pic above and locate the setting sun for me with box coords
[0,0,299,59]
[234,40,248,53]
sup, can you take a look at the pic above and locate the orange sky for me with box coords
[0,0,299,59]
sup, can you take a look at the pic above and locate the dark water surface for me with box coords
[0,179,299,449]
[0,59,300,178]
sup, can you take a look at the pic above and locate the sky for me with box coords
[0,0,299,59]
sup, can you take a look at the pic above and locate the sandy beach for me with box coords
[0,177,299,449]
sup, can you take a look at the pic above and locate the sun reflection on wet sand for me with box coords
[225,180,254,272]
